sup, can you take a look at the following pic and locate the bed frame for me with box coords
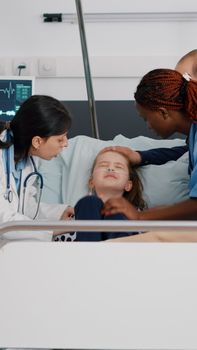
[0,220,197,349]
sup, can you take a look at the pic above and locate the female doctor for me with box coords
[0,95,72,241]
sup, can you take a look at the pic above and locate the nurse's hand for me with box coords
[99,146,142,165]
[60,206,75,220]
[102,197,140,220]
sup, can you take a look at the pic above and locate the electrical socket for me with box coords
[38,57,56,76]
[12,57,32,76]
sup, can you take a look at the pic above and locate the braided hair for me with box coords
[134,68,197,121]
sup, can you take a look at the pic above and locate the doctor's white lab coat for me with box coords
[0,148,67,241]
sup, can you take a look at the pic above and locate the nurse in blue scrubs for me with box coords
[102,69,197,221]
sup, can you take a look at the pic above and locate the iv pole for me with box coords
[75,0,100,139]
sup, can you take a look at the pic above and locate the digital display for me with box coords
[0,77,34,120]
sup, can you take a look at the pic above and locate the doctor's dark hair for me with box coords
[0,95,72,158]
[134,68,197,121]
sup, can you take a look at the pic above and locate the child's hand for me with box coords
[99,146,142,165]
[102,197,140,220]
[60,206,75,220]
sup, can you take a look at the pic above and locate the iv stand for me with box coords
[75,0,100,139]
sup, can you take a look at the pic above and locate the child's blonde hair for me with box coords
[125,162,146,210]
[90,150,147,210]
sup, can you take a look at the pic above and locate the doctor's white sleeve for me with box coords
[0,190,54,242]
[37,202,68,220]
[0,155,54,241]
[23,167,68,220]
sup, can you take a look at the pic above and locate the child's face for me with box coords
[89,151,132,194]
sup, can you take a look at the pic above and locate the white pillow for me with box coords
[39,134,189,208]
[139,153,189,207]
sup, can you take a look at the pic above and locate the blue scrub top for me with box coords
[188,123,197,198]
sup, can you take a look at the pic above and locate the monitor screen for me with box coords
[0,76,34,121]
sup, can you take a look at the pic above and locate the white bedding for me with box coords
[38,134,189,208]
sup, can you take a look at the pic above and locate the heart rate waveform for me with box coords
[0,82,15,99]
[0,78,33,121]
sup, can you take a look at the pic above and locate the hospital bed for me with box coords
[2,2,196,348]
[0,134,196,349]
[1,220,197,349]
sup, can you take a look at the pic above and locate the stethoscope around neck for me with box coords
[4,145,44,219]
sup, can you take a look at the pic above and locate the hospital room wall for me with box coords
[0,0,196,101]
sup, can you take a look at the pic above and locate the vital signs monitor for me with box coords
[0,76,34,120]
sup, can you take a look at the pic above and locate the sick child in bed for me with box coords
[74,149,146,241]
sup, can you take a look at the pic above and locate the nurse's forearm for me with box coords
[138,199,197,220]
